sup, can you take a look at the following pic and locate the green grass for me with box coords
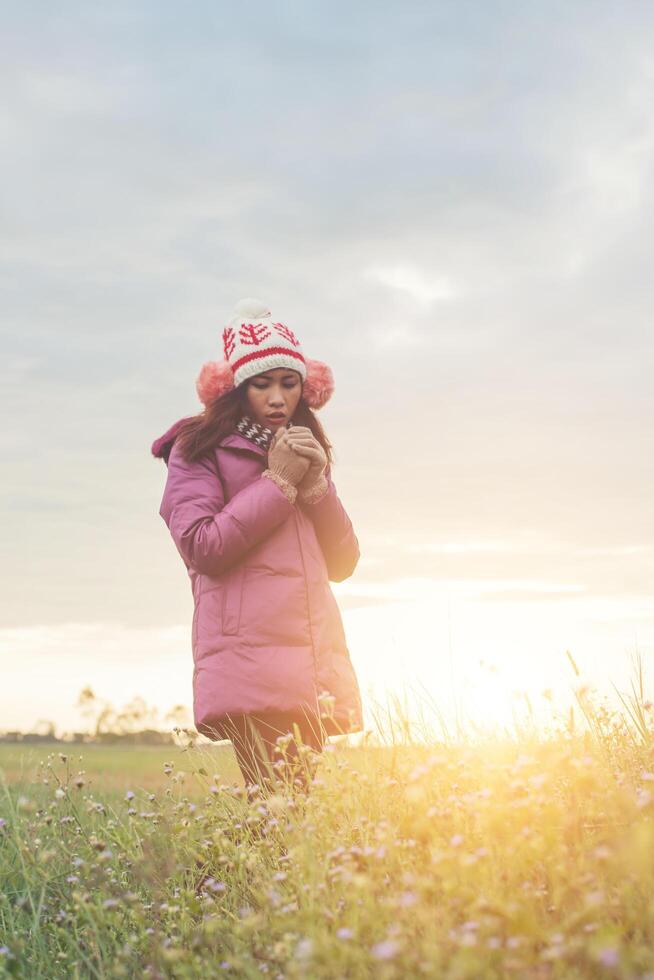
[0,742,243,797]
[2,691,654,978]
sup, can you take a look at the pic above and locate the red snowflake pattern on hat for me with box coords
[273,322,300,346]
[222,326,236,359]
[239,323,271,346]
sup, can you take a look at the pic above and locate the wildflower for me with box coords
[371,939,400,960]
[0,818,6,831]
[103,899,120,909]
[318,691,336,718]
[200,878,227,894]
[55,788,66,800]
[598,947,619,968]
[397,891,417,908]
[541,943,565,960]
[295,939,313,959]
[409,763,429,782]
[266,889,282,908]
[450,834,464,847]
[337,928,353,940]
[125,790,135,801]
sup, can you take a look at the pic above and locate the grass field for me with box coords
[0,741,243,797]
[2,693,654,979]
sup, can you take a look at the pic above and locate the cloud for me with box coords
[408,539,532,555]
[332,576,587,604]
[408,540,653,557]
[363,263,460,306]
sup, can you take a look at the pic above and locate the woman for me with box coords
[151,298,363,796]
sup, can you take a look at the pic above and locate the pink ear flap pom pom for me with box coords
[303,358,334,410]
[195,355,334,410]
[196,360,235,406]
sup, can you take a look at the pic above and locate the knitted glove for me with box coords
[261,429,310,504]
[284,427,329,504]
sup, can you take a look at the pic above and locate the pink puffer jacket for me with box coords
[153,422,363,741]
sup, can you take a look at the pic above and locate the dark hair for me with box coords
[174,378,334,466]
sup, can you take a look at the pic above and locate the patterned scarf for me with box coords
[235,414,291,450]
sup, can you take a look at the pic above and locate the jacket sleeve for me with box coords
[299,466,360,582]
[159,441,295,575]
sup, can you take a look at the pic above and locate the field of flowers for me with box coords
[2,697,654,979]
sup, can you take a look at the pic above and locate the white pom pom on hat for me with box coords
[195,297,335,410]
[231,297,272,320]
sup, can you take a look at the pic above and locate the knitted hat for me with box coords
[225,298,306,386]
[196,298,335,410]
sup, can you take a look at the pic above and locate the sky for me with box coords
[2,1,654,738]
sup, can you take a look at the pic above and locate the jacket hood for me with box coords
[151,417,269,464]
[151,417,193,464]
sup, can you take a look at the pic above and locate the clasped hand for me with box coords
[270,425,327,490]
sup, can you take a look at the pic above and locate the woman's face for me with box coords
[244,368,303,429]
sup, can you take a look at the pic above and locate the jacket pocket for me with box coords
[221,565,245,635]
